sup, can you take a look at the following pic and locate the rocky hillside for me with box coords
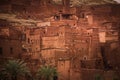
[0,0,119,26]
[53,0,118,6]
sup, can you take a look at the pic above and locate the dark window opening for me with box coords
[10,47,13,54]
[62,14,71,19]
[48,1,51,4]
[54,15,60,20]
[27,16,30,18]
[59,10,62,13]
[53,75,58,80]
[95,60,101,69]
[100,46,110,70]
[81,13,85,18]
[28,38,30,43]
[80,60,86,68]
[0,47,3,55]
[83,56,87,60]
[22,34,26,41]
[43,31,46,34]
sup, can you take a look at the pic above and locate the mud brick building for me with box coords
[0,20,23,61]
[0,0,120,80]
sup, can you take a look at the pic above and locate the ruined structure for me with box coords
[0,20,23,61]
[0,0,120,80]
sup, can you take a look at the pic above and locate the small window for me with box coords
[81,13,85,18]
[10,47,13,54]
[28,38,30,43]
[83,56,87,60]
[86,40,88,43]
[48,1,51,4]
[0,47,3,55]
[31,40,33,44]
[43,31,45,34]
[22,34,26,41]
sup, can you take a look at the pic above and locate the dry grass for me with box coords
[0,13,41,26]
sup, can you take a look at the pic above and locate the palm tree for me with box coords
[94,74,103,80]
[3,59,30,80]
[37,65,58,80]
[0,69,8,80]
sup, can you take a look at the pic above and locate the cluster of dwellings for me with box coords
[0,0,120,80]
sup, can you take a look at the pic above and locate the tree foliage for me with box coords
[2,60,30,80]
[37,65,58,80]
[94,74,103,80]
